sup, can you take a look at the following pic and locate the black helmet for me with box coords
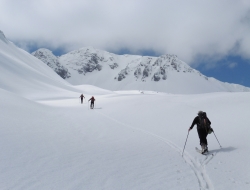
[198,111,203,116]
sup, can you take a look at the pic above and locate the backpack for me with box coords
[198,113,211,134]
[198,114,206,129]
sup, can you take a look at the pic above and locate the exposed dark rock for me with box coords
[117,67,129,81]
[78,69,84,74]
[90,54,99,64]
[153,73,161,81]
[134,67,142,78]
[142,66,151,79]
[55,68,71,79]
[153,58,162,66]
[78,61,102,74]
[160,67,165,75]
[32,49,71,79]
[83,63,96,72]
[171,61,178,70]
[96,64,102,71]
[109,63,118,69]
[118,74,125,81]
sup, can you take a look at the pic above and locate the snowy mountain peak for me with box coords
[32,47,250,94]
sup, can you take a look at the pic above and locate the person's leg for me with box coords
[197,129,207,151]
[204,133,208,151]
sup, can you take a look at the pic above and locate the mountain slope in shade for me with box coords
[0,30,80,99]
[32,47,250,94]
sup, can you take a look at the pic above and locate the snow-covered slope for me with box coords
[0,31,80,99]
[1,87,250,190]
[33,47,250,94]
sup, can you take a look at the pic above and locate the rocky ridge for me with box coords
[33,47,203,83]
[32,49,71,79]
[32,47,250,93]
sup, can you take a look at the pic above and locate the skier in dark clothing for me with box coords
[189,111,212,154]
[79,94,85,104]
[88,96,95,109]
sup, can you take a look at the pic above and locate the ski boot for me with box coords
[202,145,208,154]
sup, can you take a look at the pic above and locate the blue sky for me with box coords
[196,56,250,87]
[1,0,250,87]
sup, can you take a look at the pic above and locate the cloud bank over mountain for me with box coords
[1,0,250,65]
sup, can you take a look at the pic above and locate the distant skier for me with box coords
[79,94,85,104]
[188,111,213,154]
[88,96,95,109]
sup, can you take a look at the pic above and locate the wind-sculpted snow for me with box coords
[32,46,250,93]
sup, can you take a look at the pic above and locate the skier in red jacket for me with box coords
[88,96,95,109]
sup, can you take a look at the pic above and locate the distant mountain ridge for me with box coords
[32,47,199,82]
[32,47,250,94]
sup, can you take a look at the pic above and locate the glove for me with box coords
[207,127,213,134]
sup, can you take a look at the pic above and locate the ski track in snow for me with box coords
[95,110,215,190]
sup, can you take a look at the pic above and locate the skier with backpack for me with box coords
[79,94,85,104]
[188,111,213,154]
[88,96,95,109]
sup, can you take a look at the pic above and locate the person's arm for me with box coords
[207,118,211,125]
[189,117,198,131]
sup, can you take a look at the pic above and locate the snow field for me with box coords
[1,87,250,189]
[0,90,197,189]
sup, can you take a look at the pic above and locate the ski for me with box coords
[195,147,209,155]
[195,147,203,154]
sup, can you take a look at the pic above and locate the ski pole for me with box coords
[213,131,222,148]
[182,131,189,157]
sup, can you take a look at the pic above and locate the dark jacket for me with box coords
[89,97,95,103]
[190,116,211,130]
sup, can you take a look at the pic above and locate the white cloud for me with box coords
[228,62,238,69]
[1,0,250,65]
